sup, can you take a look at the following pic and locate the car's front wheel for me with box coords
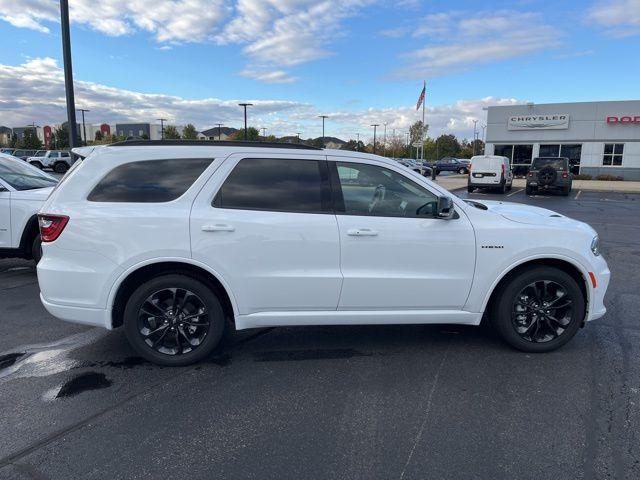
[30,161,43,170]
[123,274,226,366]
[492,266,585,352]
[53,162,69,173]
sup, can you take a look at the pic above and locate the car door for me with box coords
[329,157,476,311]
[190,153,342,315]
[0,180,11,248]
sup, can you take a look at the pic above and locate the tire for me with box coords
[458,168,467,174]
[506,182,512,192]
[498,181,506,194]
[525,185,533,195]
[123,274,226,366]
[561,186,571,196]
[53,162,69,174]
[30,161,43,170]
[31,234,42,264]
[491,266,585,353]
[467,185,474,193]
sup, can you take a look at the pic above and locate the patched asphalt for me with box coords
[0,190,638,480]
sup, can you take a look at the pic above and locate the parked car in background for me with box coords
[38,141,609,366]
[12,149,37,161]
[0,152,58,263]
[0,148,15,155]
[467,155,513,194]
[397,159,432,177]
[526,157,573,196]
[433,157,470,175]
[28,150,74,173]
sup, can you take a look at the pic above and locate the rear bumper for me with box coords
[40,293,112,329]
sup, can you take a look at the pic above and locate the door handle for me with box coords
[201,224,235,232]
[347,228,378,237]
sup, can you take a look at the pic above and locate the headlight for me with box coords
[591,235,600,256]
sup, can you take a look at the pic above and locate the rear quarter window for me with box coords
[88,158,212,202]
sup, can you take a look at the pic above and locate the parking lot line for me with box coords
[507,188,524,197]
[574,190,582,200]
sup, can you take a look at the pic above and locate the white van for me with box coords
[467,155,513,194]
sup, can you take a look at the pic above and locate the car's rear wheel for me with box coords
[492,266,585,352]
[123,274,225,366]
[53,162,69,173]
[467,185,474,193]
[458,167,467,174]
[562,186,571,196]
[525,185,534,195]
[498,181,506,194]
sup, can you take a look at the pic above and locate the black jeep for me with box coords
[525,157,573,196]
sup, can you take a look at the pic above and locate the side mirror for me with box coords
[435,196,455,219]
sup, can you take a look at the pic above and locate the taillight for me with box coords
[527,172,534,177]
[562,171,569,178]
[38,214,69,242]
[501,164,505,176]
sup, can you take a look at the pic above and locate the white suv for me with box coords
[38,141,610,365]
[28,150,74,173]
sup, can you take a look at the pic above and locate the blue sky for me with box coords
[1,0,639,139]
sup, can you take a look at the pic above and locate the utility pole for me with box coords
[481,124,486,154]
[392,128,396,158]
[318,115,328,147]
[238,103,253,140]
[60,0,78,149]
[261,127,267,140]
[296,132,301,143]
[383,122,387,156]
[78,109,89,145]
[216,123,223,140]
[472,119,478,156]
[371,124,379,154]
[157,118,167,140]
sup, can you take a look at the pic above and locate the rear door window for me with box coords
[88,158,212,202]
[213,158,331,213]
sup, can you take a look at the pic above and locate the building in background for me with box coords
[199,126,238,140]
[0,126,11,146]
[485,101,640,179]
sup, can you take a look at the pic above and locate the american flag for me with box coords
[416,83,426,111]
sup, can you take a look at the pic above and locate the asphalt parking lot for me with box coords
[0,189,638,480]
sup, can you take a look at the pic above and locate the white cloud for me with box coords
[0,57,520,140]
[240,69,298,84]
[0,0,372,83]
[587,0,640,37]
[393,10,561,78]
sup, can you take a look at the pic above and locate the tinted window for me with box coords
[532,157,568,170]
[213,158,329,213]
[88,158,212,202]
[0,156,58,190]
[334,162,437,218]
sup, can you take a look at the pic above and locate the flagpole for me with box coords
[421,80,426,161]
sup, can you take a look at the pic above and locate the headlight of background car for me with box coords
[591,235,600,256]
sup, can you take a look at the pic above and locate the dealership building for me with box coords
[485,100,640,179]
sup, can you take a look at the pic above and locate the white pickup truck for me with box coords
[0,152,58,262]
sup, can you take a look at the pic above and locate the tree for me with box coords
[230,127,260,142]
[409,121,425,146]
[341,139,365,152]
[434,134,461,159]
[94,130,103,142]
[50,126,69,150]
[182,124,198,140]
[163,125,181,139]
[18,129,42,149]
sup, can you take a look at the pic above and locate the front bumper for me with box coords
[587,257,610,321]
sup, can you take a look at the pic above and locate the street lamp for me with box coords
[318,115,328,147]
[472,119,478,156]
[296,132,301,143]
[157,118,167,140]
[261,127,267,140]
[383,122,387,156]
[216,123,223,141]
[238,103,253,140]
[78,108,89,145]
[60,0,78,149]
[370,124,380,154]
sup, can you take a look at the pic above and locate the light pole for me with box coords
[157,118,167,140]
[296,132,301,143]
[216,123,223,140]
[383,122,387,156]
[318,115,328,147]
[238,103,253,140]
[60,0,78,149]
[261,127,267,140]
[370,124,379,154]
[78,108,89,145]
[472,119,478,156]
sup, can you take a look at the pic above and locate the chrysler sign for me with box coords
[507,114,569,130]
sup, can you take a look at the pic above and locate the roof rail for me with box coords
[108,139,322,150]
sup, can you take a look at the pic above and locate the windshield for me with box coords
[532,158,567,170]
[0,156,58,190]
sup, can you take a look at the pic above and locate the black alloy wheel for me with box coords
[511,280,573,343]
[124,274,226,366]
[492,266,585,352]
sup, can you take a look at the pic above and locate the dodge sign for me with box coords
[507,114,570,130]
